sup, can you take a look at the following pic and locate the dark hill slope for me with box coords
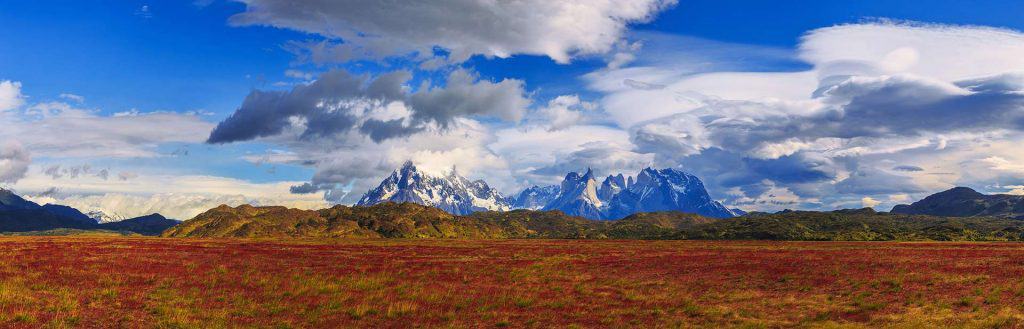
[165,203,1024,241]
[163,203,714,239]
[891,187,1024,219]
[163,203,510,238]
[98,214,179,236]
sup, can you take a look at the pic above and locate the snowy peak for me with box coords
[598,174,626,203]
[515,167,736,220]
[87,210,128,224]
[357,162,511,215]
[511,185,559,210]
[543,168,605,219]
[608,167,735,219]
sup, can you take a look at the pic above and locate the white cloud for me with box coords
[979,156,1024,174]
[533,95,596,131]
[889,194,911,203]
[585,21,1024,211]
[861,196,881,208]
[229,0,676,64]
[800,21,1024,81]
[0,142,30,184]
[0,80,24,112]
[58,93,85,103]
[17,172,328,219]
[208,69,529,144]
[491,125,631,172]
[1,101,214,158]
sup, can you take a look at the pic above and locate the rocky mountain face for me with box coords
[597,174,627,203]
[606,168,736,219]
[509,185,559,210]
[543,169,607,219]
[529,167,736,220]
[891,187,1024,219]
[353,163,737,219]
[357,161,511,215]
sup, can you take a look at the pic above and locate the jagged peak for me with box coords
[399,160,417,172]
[935,186,984,197]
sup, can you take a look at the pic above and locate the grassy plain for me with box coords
[2,237,1024,328]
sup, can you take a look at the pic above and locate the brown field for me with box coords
[2,237,1024,328]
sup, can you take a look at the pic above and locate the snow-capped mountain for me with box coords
[542,168,606,219]
[512,167,736,219]
[356,161,512,215]
[597,174,627,203]
[606,168,736,219]
[510,185,559,210]
[87,210,128,224]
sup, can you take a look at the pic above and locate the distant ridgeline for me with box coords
[8,172,1024,241]
[891,187,1024,219]
[356,162,737,219]
[0,189,179,236]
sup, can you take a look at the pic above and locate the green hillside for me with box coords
[165,203,1024,241]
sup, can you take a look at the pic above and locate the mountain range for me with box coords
[0,189,179,235]
[891,187,1024,219]
[357,162,737,219]
[357,161,512,215]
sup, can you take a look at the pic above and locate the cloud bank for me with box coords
[583,21,1024,211]
[229,0,677,64]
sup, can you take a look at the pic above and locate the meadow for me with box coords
[2,237,1024,328]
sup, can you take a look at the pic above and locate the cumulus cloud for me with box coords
[409,70,529,125]
[490,125,636,185]
[584,21,1024,210]
[0,142,30,184]
[530,141,653,178]
[258,117,515,203]
[0,80,24,112]
[532,95,596,131]
[229,0,676,64]
[208,69,529,144]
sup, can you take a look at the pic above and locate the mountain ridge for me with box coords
[891,187,1024,219]
[163,201,1024,241]
[357,162,739,220]
[356,161,512,215]
[0,188,178,235]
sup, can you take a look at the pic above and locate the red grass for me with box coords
[2,237,1024,328]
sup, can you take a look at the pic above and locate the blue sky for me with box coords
[2,1,1024,218]
[7,1,1022,115]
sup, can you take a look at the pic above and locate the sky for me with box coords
[2,0,1024,219]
